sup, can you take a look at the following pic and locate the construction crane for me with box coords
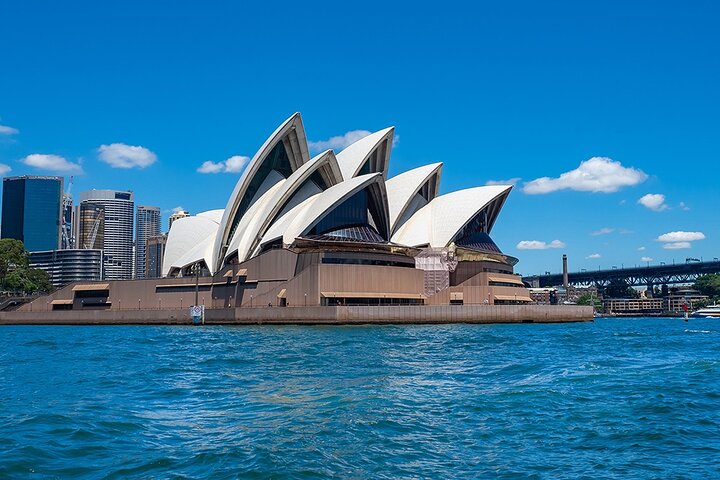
[84,207,103,250]
[61,176,74,249]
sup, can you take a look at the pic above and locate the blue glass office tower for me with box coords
[1,176,63,251]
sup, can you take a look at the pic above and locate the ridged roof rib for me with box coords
[224,149,343,263]
[212,113,310,272]
[258,173,390,252]
[385,162,442,235]
[390,185,512,248]
[335,127,394,180]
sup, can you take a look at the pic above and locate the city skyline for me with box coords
[1,1,718,276]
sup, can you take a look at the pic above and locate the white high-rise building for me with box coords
[78,189,134,280]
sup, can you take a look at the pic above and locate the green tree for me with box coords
[6,268,52,293]
[604,279,639,298]
[695,274,720,297]
[0,238,29,288]
[576,293,601,309]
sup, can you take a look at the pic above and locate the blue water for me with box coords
[1,319,719,479]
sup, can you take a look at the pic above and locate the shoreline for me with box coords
[0,305,593,326]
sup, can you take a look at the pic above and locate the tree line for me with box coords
[0,239,52,294]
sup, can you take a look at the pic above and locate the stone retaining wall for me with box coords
[0,305,592,325]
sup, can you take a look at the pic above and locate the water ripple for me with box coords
[1,319,719,478]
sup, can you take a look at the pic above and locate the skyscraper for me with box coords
[135,206,161,279]
[1,176,63,251]
[78,189,134,280]
[145,234,167,278]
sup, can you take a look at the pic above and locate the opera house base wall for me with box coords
[0,305,593,325]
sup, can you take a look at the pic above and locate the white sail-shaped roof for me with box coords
[224,180,287,263]
[385,162,442,234]
[169,233,216,274]
[258,173,389,252]
[162,213,221,276]
[196,209,224,224]
[161,114,519,274]
[335,127,394,180]
[390,185,512,248]
[212,112,310,272]
[224,149,343,263]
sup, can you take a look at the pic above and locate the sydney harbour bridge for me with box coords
[524,259,720,290]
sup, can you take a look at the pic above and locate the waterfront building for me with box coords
[78,190,134,280]
[528,287,556,304]
[24,113,532,309]
[603,298,665,316]
[1,176,63,251]
[135,206,161,279]
[145,234,166,279]
[168,209,190,230]
[29,249,103,288]
[665,287,708,312]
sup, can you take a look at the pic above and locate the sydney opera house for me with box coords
[38,113,532,311]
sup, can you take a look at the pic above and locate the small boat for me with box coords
[691,304,720,318]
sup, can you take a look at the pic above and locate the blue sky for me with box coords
[1,1,718,276]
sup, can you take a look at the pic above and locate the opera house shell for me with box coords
[158,113,532,306]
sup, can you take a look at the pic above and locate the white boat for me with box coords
[691,304,720,318]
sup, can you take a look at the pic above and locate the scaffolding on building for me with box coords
[414,247,458,297]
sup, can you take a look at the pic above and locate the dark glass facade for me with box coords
[310,190,370,235]
[145,234,166,278]
[135,206,161,279]
[1,176,62,251]
[29,249,102,287]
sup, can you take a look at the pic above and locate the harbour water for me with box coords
[1,318,718,478]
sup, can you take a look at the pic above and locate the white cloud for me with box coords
[679,202,690,211]
[197,155,250,174]
[663,242,691,250]
[591,227,614,236]
[308,129,399,154]
[0,124,19,135]
[308,130,372,153]
[586,253,601,259]
[486,177,521,186]
[197,161,224,174]
[656,231,705,242]
[522,157,648,194]
[163,206,188,215]
[21,154,83,173]
[641,256,653,262]
[638,246,646,251]
[224,155,250,173]
[516,239,566,250]
[0,163,10,175]
[98,143,157,169]
[638,193,668,212]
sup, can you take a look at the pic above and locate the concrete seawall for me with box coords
[0,305,592,325]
